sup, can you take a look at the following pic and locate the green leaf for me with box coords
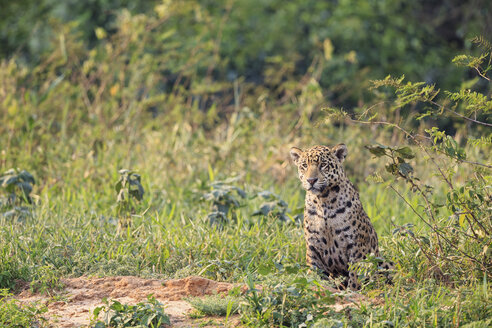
[252,202,277,216]
[115,180,122,193]
[233,187,246,198]
[18,170,35,184]
[365,145,387,157]
[19,182,33,195]
[385,163,398,174]
[257,264,272,275]
[395,147,415,159]
[459,214,467,228]
[293,277,308,286]
[93,306,102,319]
[1,175,18,187]
[398,163,414,176]
[257,190,276,199]
[285,265,299,274]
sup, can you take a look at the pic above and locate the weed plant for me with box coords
[0,289,48,327]
[92,295,170,327]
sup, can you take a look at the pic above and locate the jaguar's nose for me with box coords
[307,177,318,186]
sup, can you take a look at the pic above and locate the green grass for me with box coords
[2,113,491,326]
[1,115,490,326]
[186,294,240,317]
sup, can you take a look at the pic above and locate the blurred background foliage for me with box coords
[1,0,491,108]
[1,0,490,194]
[1,0,490,174]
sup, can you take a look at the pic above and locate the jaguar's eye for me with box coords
[300,163,308,170]
[320,163,327,169]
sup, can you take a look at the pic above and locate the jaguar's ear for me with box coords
[333,144,348,163]
[290,147,303,165]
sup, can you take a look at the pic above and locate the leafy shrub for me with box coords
[252,191,300,222]
[0,169,36,223]
[92,295,170,328]
[200,180,246,226]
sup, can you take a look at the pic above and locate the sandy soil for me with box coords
[17,276,241,327]
[16,275,369,327]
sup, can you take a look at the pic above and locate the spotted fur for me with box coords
[290,144,391,289]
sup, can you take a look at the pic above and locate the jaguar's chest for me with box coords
[304,191,359,247]
[305,190,356,221]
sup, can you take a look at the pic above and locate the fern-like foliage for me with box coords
[370,75,406,89]
[452,36,492,78]
[444,89,492,114]
[452,53,488,69]
[467,135,492,147]
[471,35,492,52]
[370,75,439,109]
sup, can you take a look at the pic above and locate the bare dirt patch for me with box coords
[16,275,371,327]
[17,276,240,327]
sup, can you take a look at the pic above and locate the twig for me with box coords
[474,66,491,82]
[458,159,492,169]
[429,100,492,127]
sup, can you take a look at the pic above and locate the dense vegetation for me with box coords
[0,0,491,327]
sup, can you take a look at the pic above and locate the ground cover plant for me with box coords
[91,295,170,328]
[1,1,491,327]
[186,293,240,317]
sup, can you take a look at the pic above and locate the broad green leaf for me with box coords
[395,147,415,159]
[385,163,398,174]
[398,163,413,176]
[366,145,387,157]
[257,264,272,275]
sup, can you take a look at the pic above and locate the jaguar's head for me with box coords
[290,144,347,194]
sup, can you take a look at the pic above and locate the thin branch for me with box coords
[358,101,388,120]
[430,147,492,169]
[398,177,444,254]
[429,100,492,127]
[458,159,492,169]
[474,66,491,82]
